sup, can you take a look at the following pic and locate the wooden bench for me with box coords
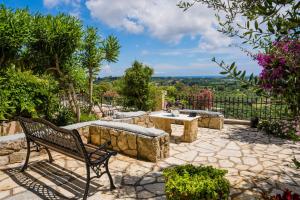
[17,117,117,200]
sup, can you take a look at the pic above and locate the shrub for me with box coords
[256,39,300,116]
[192,89,214,110]
[51,107,75,126]
[80,113,98,122]
[163,164,230,200]
[0,68,59,120]
[258,118,300,141]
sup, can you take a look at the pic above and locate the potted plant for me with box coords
[251,116,259,128]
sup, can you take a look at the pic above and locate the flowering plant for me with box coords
[192,89,214,110]
[263,189,300,200]
[258,117,300,141]
[256,39,300,116]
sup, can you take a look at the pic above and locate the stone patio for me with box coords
[0,124,299,200]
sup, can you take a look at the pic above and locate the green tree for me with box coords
[82,27,120,113]
[27,13,83,121]
[121,61,154,111]
[93,81,112,103]
[0,5,31,69]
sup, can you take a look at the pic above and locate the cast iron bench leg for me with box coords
[83,164,90,200]
[21,140,31,172]
[45,147,54,163]
[105,158,116,190]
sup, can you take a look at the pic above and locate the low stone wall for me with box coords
[0,134,45,166]
[89,125,169,162]
[110,112,154,128]
[0,121,23,136]
[198,116,224,130]
[113,114,154,128]
[112,111,224,130]
[179,110,224,130]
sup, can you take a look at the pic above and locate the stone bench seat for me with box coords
[179,109,224,130]
[65,120,169,162]
[113,111,147,119]
[111,111,154,128]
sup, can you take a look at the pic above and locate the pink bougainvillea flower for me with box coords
[256,53,274,67]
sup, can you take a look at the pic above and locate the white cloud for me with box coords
[43,0,82,17]
[44,0,80,8]
[43,0,60,8]
[101,64,111,73]
[86,0,232,50]
[140,46,245,57]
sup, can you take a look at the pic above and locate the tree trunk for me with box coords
[88,68,93,114]
[54,54,80,122]
[97,102,106,117]
[67,90,76,113]
[69,83,81,122]
[0,55,5,67]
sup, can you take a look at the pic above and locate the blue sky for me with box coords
[1,0,261,77]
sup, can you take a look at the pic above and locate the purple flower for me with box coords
[256,53,273,67]
[271,66,284,79]
[278,57,286,66]
[283,43,289,52]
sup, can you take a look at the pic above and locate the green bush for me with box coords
[258,119,300,141]
[0,68,59,120]
[51,107,75,126]
[163,164,230,200]
[80,113,98,122]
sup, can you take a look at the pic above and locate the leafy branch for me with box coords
[212,57,260,91]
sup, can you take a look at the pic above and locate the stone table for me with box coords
[149,113,199,143]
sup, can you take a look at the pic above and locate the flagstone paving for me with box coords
[0,124,299,199]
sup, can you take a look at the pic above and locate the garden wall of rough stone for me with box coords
[112,114,154,128]
[88,125,169,162]
[0,121,23,136]
[178,110,224,130]
[111,112,224,130]
[0,134,45,166]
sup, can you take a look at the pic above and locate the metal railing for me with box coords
[169,96,292,120]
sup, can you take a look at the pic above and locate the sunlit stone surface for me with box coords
[0,124,299,199]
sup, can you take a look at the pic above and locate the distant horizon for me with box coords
[99,75,240,79]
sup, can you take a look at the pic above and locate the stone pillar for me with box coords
[181,119,198,143]
[161,90,167,110]
[154,90,167,111]
[152,118,172,134]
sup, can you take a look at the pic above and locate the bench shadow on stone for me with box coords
[3,160,121,199]
[226,127,287,145]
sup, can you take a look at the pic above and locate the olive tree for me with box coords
[82,27,120,113]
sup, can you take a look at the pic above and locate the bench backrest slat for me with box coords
[18,117,87,161]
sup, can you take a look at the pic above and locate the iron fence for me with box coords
[59,92,293,121]
[170,96,292,121]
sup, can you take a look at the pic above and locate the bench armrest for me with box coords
[88,141,115,159]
